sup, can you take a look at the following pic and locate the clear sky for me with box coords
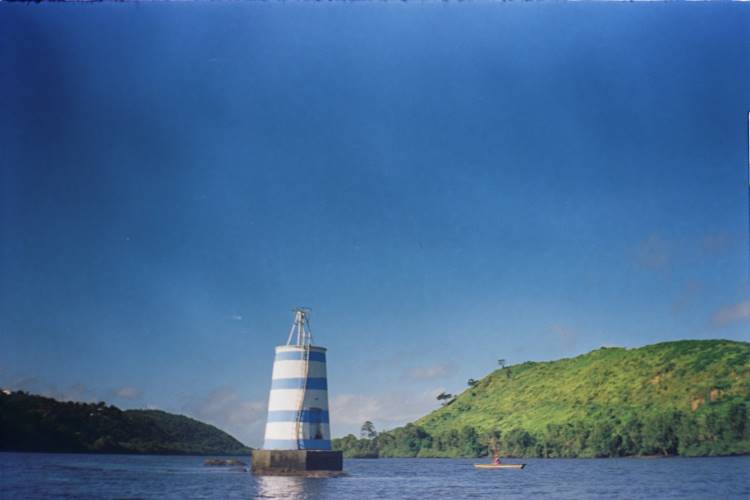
[1,3,749,447]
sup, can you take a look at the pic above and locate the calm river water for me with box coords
[1,453,749,499]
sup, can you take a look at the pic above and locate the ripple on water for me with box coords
[1,454,749,499]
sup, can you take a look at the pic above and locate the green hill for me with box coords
[334,339,750,458]
[0,391,252,455]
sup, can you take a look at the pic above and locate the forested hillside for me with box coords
[334,340,750,458]
[0,391,251,455]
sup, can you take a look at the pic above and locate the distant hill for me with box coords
[334,339,750,458]
[0,391,252,455]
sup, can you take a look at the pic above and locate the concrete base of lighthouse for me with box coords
[251,450,343,476]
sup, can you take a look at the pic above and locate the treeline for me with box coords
[333,401,749,458]
[0,391,251,455]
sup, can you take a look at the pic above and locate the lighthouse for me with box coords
[251,308,343,475]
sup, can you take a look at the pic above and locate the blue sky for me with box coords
[1,4,749,446]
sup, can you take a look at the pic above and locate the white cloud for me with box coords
[6,376,43,393]
[7,377,147,405]
[329,388,442,437]
[7,377,98,403]
[115,386,141,400]
[56,383,96,402]
[182,387,266,447]
[181,385,445,445]
[712,300,750,327]
[404,363,456,381]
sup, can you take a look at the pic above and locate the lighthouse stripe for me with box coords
[267,389,329,411]
[272,360,327,379]
[266,410,329,423]
[263,422,330,440]
[271,377,327,390]
[274,351,326,362]
[262,439,332,451]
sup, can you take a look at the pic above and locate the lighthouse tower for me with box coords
[252,309,343,475]
[263,308,331,450]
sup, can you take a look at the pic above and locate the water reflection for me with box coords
[254,475,331,499]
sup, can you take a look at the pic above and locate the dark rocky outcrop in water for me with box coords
[204,458,247,466]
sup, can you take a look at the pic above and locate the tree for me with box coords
[728,402,747,439]
[621,417,644,456]
[360,421,377,439]
[379,424,431,457]
[589,422,623,457]
[460,426,484,457]
[484,430,502,457]
[503,428,535,456]
[436,392,454,406]
[497,359,512,378]
[642,411,682,456]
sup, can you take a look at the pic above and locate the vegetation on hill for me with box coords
[333,340,750,458]
[0,391,252,455]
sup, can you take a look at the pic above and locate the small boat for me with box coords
[479,439,525,469]
[474,463,525,470]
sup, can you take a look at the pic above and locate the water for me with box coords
[1,453,749,499]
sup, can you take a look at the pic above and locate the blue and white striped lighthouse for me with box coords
[252,309,341,475]
[262,308,332,451]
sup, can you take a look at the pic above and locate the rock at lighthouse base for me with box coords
[251,450,344,476]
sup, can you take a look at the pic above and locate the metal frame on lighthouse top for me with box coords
[286,307,313,346]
